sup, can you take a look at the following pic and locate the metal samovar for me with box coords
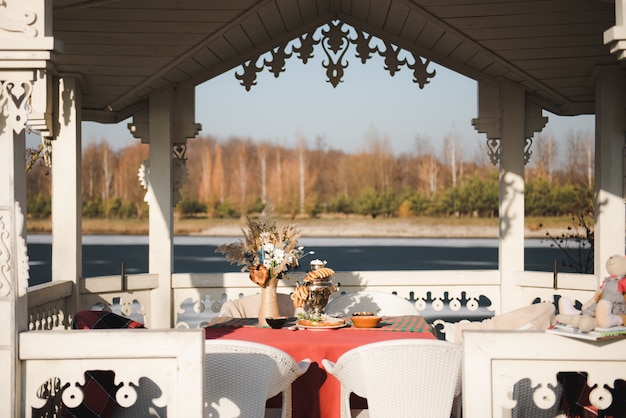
[306,260,340,315]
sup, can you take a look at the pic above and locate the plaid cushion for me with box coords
[72,310,145,330]
[61,311,145,418]
[61,371,119,418]
[558,372,626,418]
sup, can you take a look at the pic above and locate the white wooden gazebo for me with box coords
[2,1,626,416]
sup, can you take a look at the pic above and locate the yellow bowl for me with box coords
[351,315,381,328]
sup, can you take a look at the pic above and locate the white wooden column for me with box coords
[473,80,530,312]
[51,77,82,309]
[498,82,526,310]
[0,1,56,414]
[594,67,626,278]
[0,71,38,418]
[0,117,29,418]
[148,88,174,329]
[129,85,199,329]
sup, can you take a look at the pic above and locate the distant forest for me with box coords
[26,129,594,220]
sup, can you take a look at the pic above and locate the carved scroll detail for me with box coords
[1,78,33,135]
[523,137,533,165]
[0,202,29,297]
[138,144,188,207]
[486,138,501,166]
[173,144,188,206]
[484,137,533,166]
[138,159,152,205]
[15,201,29,296]
[0,213,11,297]
[0,1,38,37]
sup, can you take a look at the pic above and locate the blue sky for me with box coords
[80,42,594,161]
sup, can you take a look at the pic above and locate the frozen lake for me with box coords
[26,234,589,286]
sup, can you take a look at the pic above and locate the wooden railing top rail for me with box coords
[81,273,158,293]
[27,281,73,308]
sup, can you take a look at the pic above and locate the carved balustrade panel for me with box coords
[30,366,168,418]
[175,289,228,329]
[463,331,626,417]
[28,304,67,331]
[504,367,625,416]
[80,293,149,326]
[20,329,205,417]
[27,281,74,330]
[171,271,501,338]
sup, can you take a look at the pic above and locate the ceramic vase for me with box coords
[259,277,280,327]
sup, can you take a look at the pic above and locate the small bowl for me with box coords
[265,316,288,329]
[351,314,381,328]
[352,311,376,317]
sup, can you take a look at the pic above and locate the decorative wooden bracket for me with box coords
[236,19,436,91]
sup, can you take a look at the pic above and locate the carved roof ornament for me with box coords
[235,20,436,91]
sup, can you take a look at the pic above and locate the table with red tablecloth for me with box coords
[205,316,436,418]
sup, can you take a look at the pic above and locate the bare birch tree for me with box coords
[533,132,558,183]
[583,132,594,188]
[258,143,269,204]
[234,142,249,216]
[414,135,439,195]
[564,130,591,185]
[115,141,148,216]
[298,136,306,215]
[365,131,393,193]
[443,131,463,187]
[199,145,212,203]
[212,144,225,204]
[274,147,283,206]
[82,143,100,200]
[100,142,115,201]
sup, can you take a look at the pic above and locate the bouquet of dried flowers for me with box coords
[216,205,311,287]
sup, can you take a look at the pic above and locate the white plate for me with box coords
[296,320,347,330]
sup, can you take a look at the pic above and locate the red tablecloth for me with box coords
[205,316,436,418]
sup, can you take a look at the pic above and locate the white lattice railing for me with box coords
[172,270,503,332]
[23,270,622,417]
[27,269,597,334]
[27,281,73,330]
[171,270,597,331]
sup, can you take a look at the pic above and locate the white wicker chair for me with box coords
[324,291,419,316]
[204,339,310,418]
[322,339,462,418]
